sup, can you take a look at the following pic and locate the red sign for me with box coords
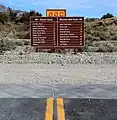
[46,9,66,17]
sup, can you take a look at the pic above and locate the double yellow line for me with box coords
[45,97,65,120]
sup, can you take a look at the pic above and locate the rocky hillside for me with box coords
[0,4,117,53]
[85,17,117,52]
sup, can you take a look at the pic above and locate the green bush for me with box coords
[83,45,90,52]
[19,10,42,24]
[0,12,8,24]
[23,40,30,45]
[14,40,23,46]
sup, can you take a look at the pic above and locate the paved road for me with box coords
[0,84,117,98]
[0,98,117,120]
[0,84,117,119]
[64,98,117,120]
[0,98,46,120]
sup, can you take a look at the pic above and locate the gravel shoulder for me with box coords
[0,63,117,84]
[1,51,117,64]
[0,52,117,84]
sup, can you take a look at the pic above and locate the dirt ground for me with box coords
[0,63,117,84]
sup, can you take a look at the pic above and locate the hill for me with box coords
[85,17,117,52]
[0,4,117,53]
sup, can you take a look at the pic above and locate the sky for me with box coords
[0,0,117,18]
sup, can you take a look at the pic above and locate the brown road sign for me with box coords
[30,16,84,49]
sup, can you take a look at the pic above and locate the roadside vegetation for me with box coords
[0,4,117,54]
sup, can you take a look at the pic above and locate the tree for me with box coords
[0,12,8,24]
[101,13,114,19]
[6,7,17,21]
[36,12,42,16]
[19,10,42,24]
[7,7,13,21]
[29,10,42,16]
[29,10,36,16]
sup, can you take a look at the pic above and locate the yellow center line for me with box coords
[57,98,65,120]
[45,97,54,120]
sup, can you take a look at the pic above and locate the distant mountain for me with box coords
[0,4,27,19]
[0,4,7,12]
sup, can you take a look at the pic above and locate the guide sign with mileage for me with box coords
[30,16,84,49]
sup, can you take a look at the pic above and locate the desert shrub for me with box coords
[92,36,100,41]
[105,20,115,26]
[94,26,107,31]
[85,33,100,42]
[22,39,30,45]
[113,19,117,25]
[85,40,92,46]
[85,18,99,22]
[95,42,117,52]
[19,10,42,24]
[96,21,105,26]
[15,23,26,31]
[85,24,92,34]
[84,41,117,52]
[109,30,117,36]
[83,45,90,52]
[24,40,29,45]
[0,12,8,24]
[92,31,101,37]
[111,35,117,40]
[85,34,93,40]
[0,38,16,54]
[6,7,17,21]
[14,40,23,46]
[85,34,93,46]
[16,31,29,39]
[92,31,109,40]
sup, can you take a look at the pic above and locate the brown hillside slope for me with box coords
[85,17,117,52]
[0,17,117,52]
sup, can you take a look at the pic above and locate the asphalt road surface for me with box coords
[0,84,117,119]
[0,84,117,98]
[0,98,117,120]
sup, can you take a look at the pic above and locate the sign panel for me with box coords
[30,16,84,49]
[58,17,84,47]
[46,9,66,17]
[30,17,57,48]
